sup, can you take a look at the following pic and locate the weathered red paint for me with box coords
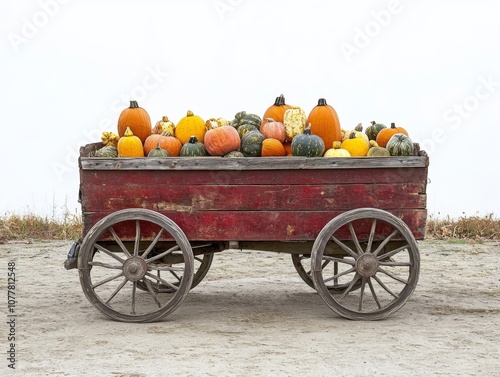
[79,163,428,241]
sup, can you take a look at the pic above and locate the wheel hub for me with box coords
[122,257,148,282]
[356,254,379,278]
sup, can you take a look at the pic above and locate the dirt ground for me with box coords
[0,239,499,376]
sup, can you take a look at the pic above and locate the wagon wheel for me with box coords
[291,254,362,293]
[136,251,214,293]
[311,208,420,320]
[78,208,194,323]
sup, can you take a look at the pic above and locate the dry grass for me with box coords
[0,212,82,242]
[426,213,500,241]
[0,212,499,242]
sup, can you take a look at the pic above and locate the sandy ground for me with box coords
[0,239,499,377]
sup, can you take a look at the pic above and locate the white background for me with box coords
[1,0,499,219]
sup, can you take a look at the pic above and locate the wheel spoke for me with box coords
[323,266,356,283]
[141,228,165,259]
[372,229,399,257]
[377,244,409,261]
[94,243,125,264]
[358,277,368,311]
[134,220,141,257]
[89,261,123,270]
[105,277,128,305]
[131,282,137,314]
[108,226,132,258]
[365,219,377,254]
[339,273,361,300]
[377,266,409,284]
[149,264,185,272]
[145,272,180,291]
[368,278,382,309]
[331,236,358,259]
[372,275,399,299]
[379,261,412,267]
[92,271,123,289]
[145,245,180,264]
[348,223,364,255]
[143,278,162,308]
[323,256,356,266]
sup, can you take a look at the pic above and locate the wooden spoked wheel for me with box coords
[137,251,214,293]
[311,208,420,320]
[291,254,361,293]
[78,209,194,322]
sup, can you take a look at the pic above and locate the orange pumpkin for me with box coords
[143,132,181,157]
[376,122,409,148]
[261,138,286,157]
[260,118,286,143]
[117,127,145,157]
[117,100,152,143]
[307,98,342,150]
[261,94,291,126]
[204,126,240,156]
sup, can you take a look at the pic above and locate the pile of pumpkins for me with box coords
[95,95,416,158]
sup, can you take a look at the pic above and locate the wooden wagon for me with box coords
[65,142,429,322]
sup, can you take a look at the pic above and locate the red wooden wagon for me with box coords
[65,142,429,322]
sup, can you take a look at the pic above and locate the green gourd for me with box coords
[291,128,325,157]
[180,136,206,157]
[386,134,414,156]
[241,130,265,157]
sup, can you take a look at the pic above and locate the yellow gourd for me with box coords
[324,140,351,157]
[152,116,175,135]
[283,106,306,141]
[117,127,145,157]
[175,110,206,144]
[341,132,369,156]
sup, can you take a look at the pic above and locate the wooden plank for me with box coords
[80,167,429,186]
[81,182,426,212]
[83,209,427,242]
[80,155,429,171]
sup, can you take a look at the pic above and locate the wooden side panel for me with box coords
[83,209,427,242]
[80,166,428,241]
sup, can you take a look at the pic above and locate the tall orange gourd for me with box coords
[117,100,152,144]
[307,98,342,150]
[261,94,291,126]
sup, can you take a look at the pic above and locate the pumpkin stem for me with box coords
[391,122,396,128]
[162,115,169,122]
[189,135,198,144]
[186,110,194,117]
[129,100,139,109]
[274,94,286,106]
[371,120,376,126]
[317,98,328,106]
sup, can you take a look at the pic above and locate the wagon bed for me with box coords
[69,142,429,322]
